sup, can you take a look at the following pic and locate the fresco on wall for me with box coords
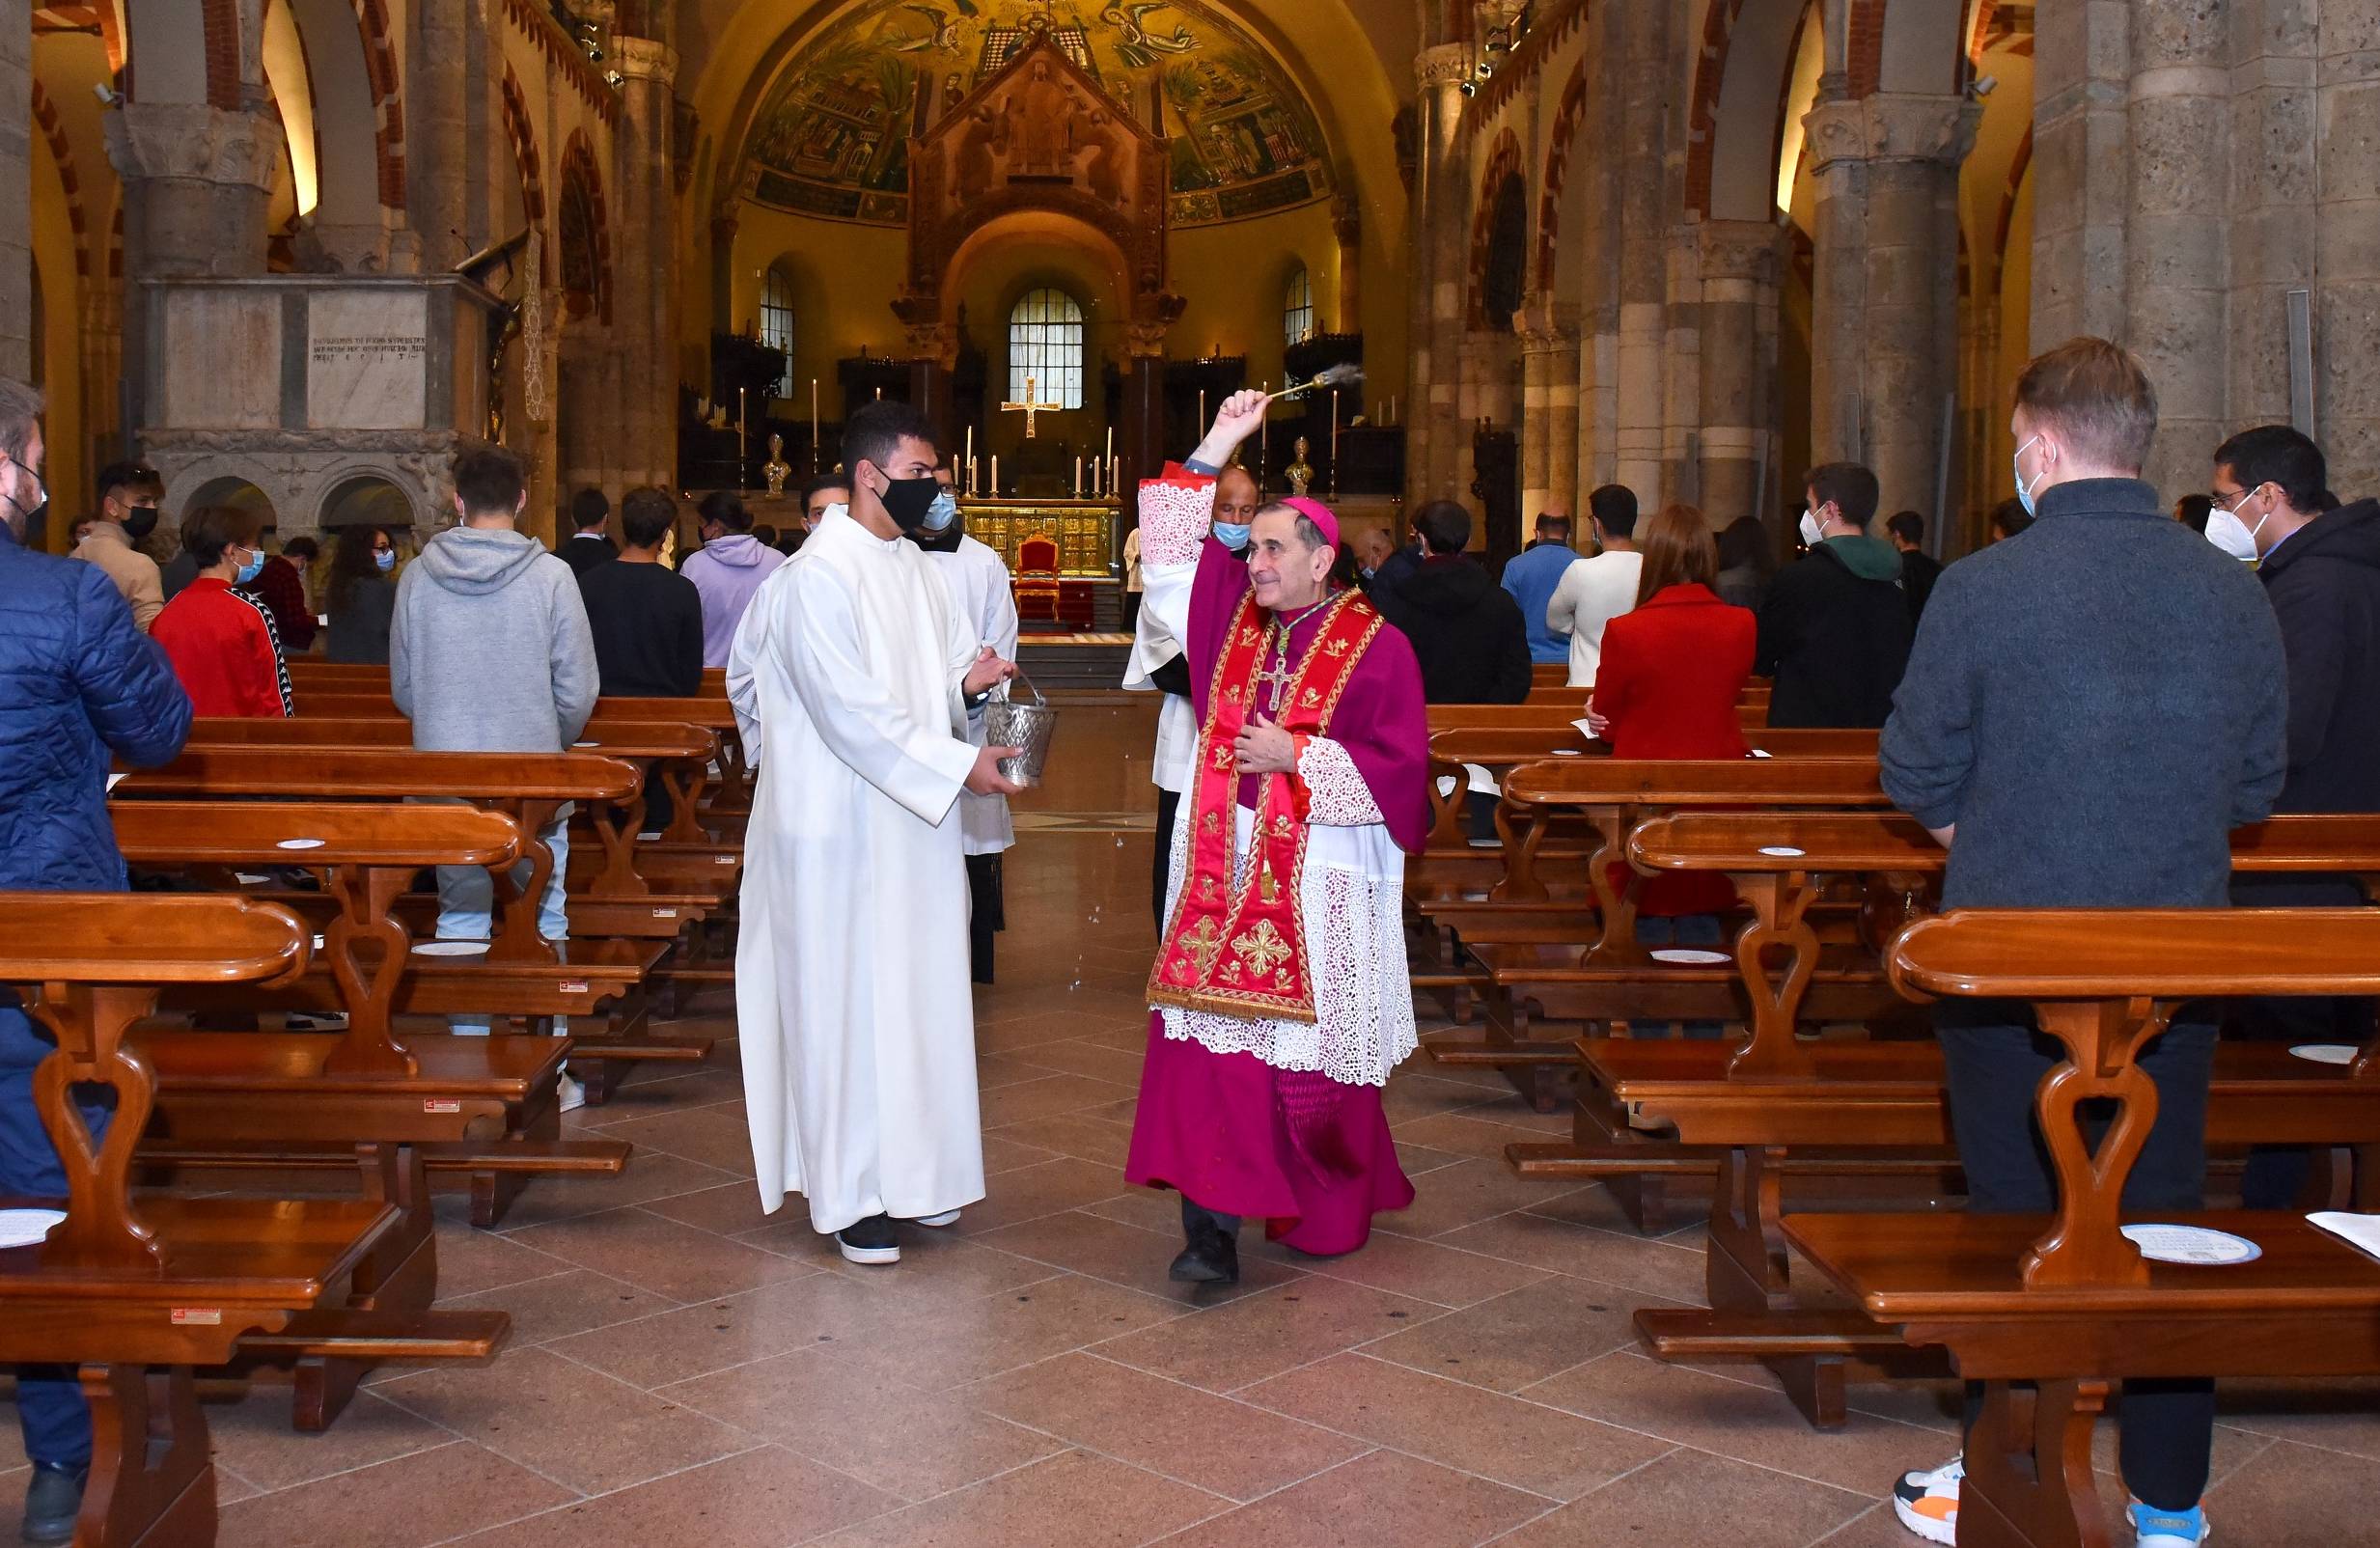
[745,0,1331,227]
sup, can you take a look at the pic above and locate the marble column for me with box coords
[2030,0,2130,347]
[1417,42,1472,504]
[2127,0,2230,498]
[411,0,471,270]
[1697,219,1782,527]
[0,4,29,379]
[1803,89,1979,526]
[1516,297,1578,524]
[2314,0,2380,493]
[1613,0,1674,502]
[612,36,679,490]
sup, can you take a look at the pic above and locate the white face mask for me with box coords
[2205,487,2269,563]
[1798,507,1825,548]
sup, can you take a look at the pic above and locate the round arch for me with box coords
[1692,0,1814,224]
[559,131,613,324]
[1467,129,1525,329]
[318,472,416,531]
[284,0,392,238]
[181,474,282,533]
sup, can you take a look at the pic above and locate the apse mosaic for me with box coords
[745,0,1332,227]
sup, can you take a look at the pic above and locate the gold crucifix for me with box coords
[1001,375,1063,439]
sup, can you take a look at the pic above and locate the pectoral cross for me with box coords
[1000,376,1062,439]
[1250,625,1294,715]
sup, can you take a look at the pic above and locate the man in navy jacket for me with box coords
[0,376,194,1544]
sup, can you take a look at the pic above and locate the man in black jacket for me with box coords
[1378,500,1532,705]
[2209,425,2380,1205]
[1757,461,1911,727]
[557,486,619,576]
[1886,510,1943,625]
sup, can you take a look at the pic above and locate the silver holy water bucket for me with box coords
[984,669,1059,787]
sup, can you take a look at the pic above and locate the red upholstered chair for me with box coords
[1016,533,1062,622]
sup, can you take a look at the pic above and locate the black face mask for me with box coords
[123,504,159,542]
[878,474,942,534]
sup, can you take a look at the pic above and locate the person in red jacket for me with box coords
[1589,503,1755,931]
[152,504,294,718]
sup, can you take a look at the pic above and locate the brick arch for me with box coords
[1684,0,1751,219]
[1847,0,1889,97]
[203,0,243,109]
[498,68,547,232]
[1467,129,1525,329]
[1535,58,1591,289]
[28,82,91,281]
[349,0,406,208]
[559,130,613,325]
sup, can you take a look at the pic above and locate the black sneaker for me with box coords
[21,1462,86,1546]
[836,1213,900,1265]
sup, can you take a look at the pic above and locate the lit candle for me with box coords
[990,455,999,496]
[739,387,748,467]
[1074,456,1083,496]
[1330,389,1340,468]
[965,426,975,471]
[875,386,883,401]
[1198,388,1206,429]
[1106,426,1115,466]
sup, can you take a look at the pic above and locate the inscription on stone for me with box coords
[308,290,429,430]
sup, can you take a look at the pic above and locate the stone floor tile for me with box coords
[437,1266,684,1347]
[950,1156,1153,1235]
[214,1439,577,1548]
[201,1388,452,1494]
[1148,1450,1553,1548]
[1489,1447,1866,1548]
[1092,1275,1448,1393]
[1365,1280,1685,1393]
[974,1208,1308,1306]
[1264,1229,1553,1311]
[443,1445,897,1547]
[811,1450,1226,1548]
[505,1204,816,1302]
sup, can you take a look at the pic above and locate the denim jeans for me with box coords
[1,1003,102,1468]
[437,808,570,1035]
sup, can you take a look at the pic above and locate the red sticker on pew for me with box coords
[170,1309,221,1326]
[423,1099,461,1115]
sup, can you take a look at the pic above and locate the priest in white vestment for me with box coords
[918,468,1020,982]
[1125,393,1433,1285]
[726,400,1020,1265]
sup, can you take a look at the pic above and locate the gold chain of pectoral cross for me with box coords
[1250,621,1295,718]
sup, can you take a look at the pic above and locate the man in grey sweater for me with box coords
[1876,338,2285,1548]
[392,443,599,1100]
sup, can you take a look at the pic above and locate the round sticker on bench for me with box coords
[2291,1043,2359,1065]
[1759,846,1807,858]
[410,940,487,957]
[0,1208,66,1250]
[1649,948,1731,966]
[276,838,326,850]
[2121,1224,2260,1266]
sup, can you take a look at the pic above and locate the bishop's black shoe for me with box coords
[1168,1198,1241,1285]
[21,1462,87,1546]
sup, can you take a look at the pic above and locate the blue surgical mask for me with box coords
[922,488,959,534]
[374,548,397,572]
[235,548,265,586]
[1213,521,1251,550]
[2012,434,2046,517]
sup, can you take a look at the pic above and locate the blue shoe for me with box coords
[2129,1500,2209,1547]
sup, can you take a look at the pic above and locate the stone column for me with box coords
[410,0,471,269]
[2314,2,2380,493]
[612,36,679,490]
[1612,0,1674,502]
[1333,197,1362,333]
[2031,0,2130,346]
[1418,43,1473,504]
[2127,0,2230,499]
[1697,219,1782,526]
[1516,297,1578,524]
[1803,90,1979,525]
[2228,1,2311,440]
[0,5,30,379]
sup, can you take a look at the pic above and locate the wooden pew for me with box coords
[1600,812,2380,1428]
[114,746,705,1099]
[1785,909,2380,1548]
[0,894,505,1546]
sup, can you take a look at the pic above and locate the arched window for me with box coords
[1283,265,1315,347]
[1482,174,1529,332]
[761,263,796,399]
[1008,288,1085,410]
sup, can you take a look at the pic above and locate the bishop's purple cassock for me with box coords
[1123,467,1431,1256]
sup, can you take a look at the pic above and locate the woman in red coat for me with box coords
[152,504,294,718]
[1588,504,1755,928]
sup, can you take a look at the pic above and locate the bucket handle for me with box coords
[993,663,1045,709]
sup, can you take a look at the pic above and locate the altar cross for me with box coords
[1001,375,1063,439]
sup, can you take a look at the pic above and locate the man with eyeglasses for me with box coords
[0,375,195,1544]
[69,460,167,632]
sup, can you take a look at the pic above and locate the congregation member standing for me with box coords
[1886,511,1942,625]
[1378,500,1532,705]
[324,526,399,664]
[801,472,849,536]
[1879,338,2286,1548]
[70,459,166,632]
[578,486,705,699]
[916,467,1021,983]
[682,490,784,668]
[1546,484,1644,686]
[391,444,599,1107]
[248,534,318,652]
[1714,514,1775,611]
[557,487,618,576]
[152,506,295,717]
[0,377,193,1545]
[1499,507,1577,666]
[727,400,1020,1265]
[1986,496,2033,543]
[2207,425,2380,1206]
[1126,392,1430,1285]
[1757,462,1910,728]
[1123,463,1259,926]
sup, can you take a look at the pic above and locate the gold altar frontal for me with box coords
[961,499,1119,576]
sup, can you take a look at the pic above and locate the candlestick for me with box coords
[965,426,975,472]
[1331,390,1341,495]
[875,386,883,401]
[739,388,748,470]
[1105,426,1115,467]
[1198,388,1205,430]
[809,379,820,473]
[990,455,999,497]
[1074,456,1083,497]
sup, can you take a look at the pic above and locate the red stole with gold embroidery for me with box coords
[1148,590,1383,1023]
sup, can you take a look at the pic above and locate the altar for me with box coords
[961,497,1121,629]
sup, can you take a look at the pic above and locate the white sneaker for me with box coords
[1890,1456,1962,1544]
[556,1073,587,1114]
[913,1210,962,1228]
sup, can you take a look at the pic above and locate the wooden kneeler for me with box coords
[1785,909,2380,1548]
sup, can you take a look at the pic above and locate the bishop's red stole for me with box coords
[1149,589,1383,1023]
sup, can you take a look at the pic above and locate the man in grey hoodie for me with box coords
[392,444,599,1098]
